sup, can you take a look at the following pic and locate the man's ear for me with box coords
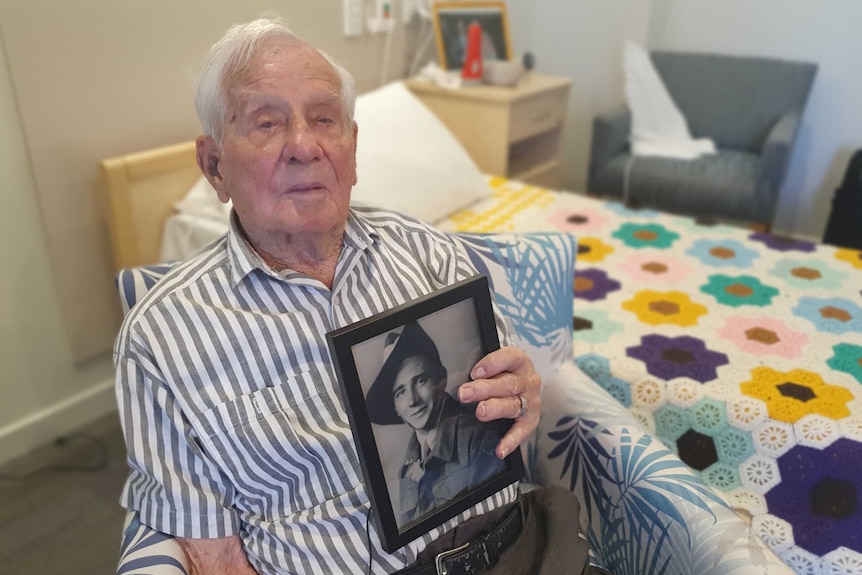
[196,135,230,203]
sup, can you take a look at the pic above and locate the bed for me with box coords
[101,81,862,574]
[441,179,862,571]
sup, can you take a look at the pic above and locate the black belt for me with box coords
[398,501,524,575]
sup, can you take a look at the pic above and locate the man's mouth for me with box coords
[410,406,427,419]
[287,182,325,193]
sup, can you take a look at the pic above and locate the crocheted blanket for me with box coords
[438,177,862,574]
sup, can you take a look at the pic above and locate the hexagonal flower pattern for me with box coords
[626,334,728,383]
[834,247,862,270]
[574,268,621,301]
[652,398,753,493]
[766,439,862,556]
[575,352,612,383]
[740,367,853,423]
[619,252,693,285]
[549,207,609,233]
[575,236,615,263]
[827,343,862,385]
[686,238,760,269]
[612,222,680,249]
[793,296,862,335]
[452,178,862,570]
[700,274,780,307]
[769,258,848,290]
[622,290,708,327]
[572,308,624,344]
[574,352,632,407]
[716,316,809,359]
[748,232,817,253]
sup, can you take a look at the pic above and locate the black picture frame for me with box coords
[326,275,524,553]
[432,1,512,71]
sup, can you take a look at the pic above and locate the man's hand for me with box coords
[177,535,259,575]
[458,346,541,459]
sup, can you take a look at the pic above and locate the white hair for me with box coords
[194,17,357,142]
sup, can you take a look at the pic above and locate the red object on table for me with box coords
[461,22,483,84]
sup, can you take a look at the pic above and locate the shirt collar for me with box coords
[401,396,462,468]
[225,207,379,287]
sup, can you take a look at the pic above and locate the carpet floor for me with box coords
[0,413,128,575]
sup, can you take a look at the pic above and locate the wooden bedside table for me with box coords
[405,74,571,188]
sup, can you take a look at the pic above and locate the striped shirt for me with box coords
[114,207,517,574]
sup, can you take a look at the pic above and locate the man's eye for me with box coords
[259,121,275,129]
[317,117,335,125]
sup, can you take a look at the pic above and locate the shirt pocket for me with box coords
[191,371,361,521]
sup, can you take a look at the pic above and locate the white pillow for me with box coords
[350,81,488,223]
[174,175,231,222]
[623,41,715,159]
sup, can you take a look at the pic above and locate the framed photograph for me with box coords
[327,275,524,553]
[432,1,512,71]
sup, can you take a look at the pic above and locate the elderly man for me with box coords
[365,321,508,526]
[116,17,589,575]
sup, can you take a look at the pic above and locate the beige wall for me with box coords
[10,0,847,466]
[0,0,409,362]
[0,1,410,464]
[0,35,115,464]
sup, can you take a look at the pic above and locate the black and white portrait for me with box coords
[328,275,523,551]
[352,299,507,529]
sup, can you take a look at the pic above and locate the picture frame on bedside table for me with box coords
[326,275,523,552]
[432,1,512,71]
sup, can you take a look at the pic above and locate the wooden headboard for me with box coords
[100,140,199,270]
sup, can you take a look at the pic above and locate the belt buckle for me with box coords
[434,541,470,575]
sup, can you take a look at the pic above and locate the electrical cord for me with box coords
[408,17,436,77]
[0,432,109,481]
[380,18,396,86]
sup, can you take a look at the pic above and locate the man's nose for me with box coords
[282,120,322,164]
[408,386,420,406]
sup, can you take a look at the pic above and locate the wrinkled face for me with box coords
[201,39,358,244]
[392,355,447,430]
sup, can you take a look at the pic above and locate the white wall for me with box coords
[508,0,655,193]
[0,35,116,465]
[647,0,862,239]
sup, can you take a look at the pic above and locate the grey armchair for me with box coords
[588,51,817,227]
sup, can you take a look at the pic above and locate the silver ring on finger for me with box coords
[516,394,528,418]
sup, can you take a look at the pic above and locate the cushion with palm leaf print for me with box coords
[118,510,188,574]
[454,232,577,382]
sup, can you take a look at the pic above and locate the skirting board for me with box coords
[0,378,117,467]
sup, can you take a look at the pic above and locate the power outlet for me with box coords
[366,0,395,34]
[343,0,363,37]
